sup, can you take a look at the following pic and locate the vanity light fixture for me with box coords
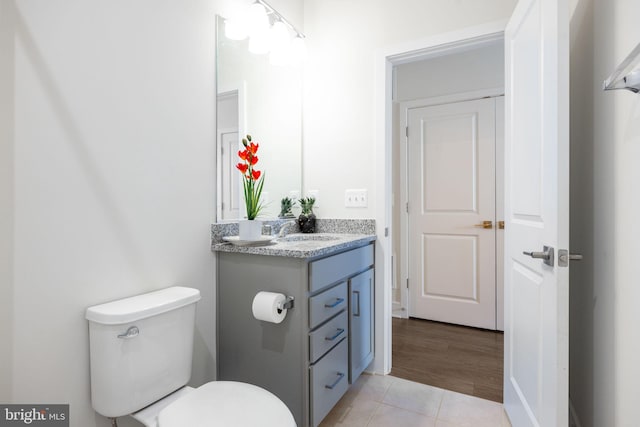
[603,42,640,94]
[224,0,306,65]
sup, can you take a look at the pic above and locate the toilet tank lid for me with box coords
[86,286,201,325]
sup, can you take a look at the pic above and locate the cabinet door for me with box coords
[349,268,374,383]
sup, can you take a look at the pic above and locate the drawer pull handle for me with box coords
[353,290,361,317]
[325,372,345,390]
[325,328,345,341]
[324,297,345,308]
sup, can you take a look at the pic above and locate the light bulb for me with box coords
[249,26,271,54]
[269,21,291,65]
[224,17,248,40]
[247,3,269,38]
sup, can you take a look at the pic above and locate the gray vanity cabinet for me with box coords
[349,268,374,383]
[217,242,374,427]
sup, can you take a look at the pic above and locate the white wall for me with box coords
[302,0,517,218]
[570,0,640,426]
[2,1,223,426]
[2,0,306,424]
[594,0,640,426]
[0,0,16,404]
[394,43,504,102]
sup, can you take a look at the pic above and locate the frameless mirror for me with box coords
[216,15,302,220]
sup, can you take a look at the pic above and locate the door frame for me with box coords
[372,20,507,375]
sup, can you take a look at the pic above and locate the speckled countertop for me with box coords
[211,219,376,259]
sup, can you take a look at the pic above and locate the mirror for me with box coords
[216,15,303,220]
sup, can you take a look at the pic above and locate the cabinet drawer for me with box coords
[310,338,348,427]
[309,244,374,292]
[310,311,348,363]
[309,282,347,329]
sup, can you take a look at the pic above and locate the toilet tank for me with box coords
[86,286,201,418]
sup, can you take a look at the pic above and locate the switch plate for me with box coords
[345,189,368,208]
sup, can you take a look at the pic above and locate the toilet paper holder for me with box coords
[277,296,295,312]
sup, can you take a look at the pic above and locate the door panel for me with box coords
[422,113,478,212]
[408,97,496,330]
[504,0,569,425]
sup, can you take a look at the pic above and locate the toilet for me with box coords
[86,286,296,427]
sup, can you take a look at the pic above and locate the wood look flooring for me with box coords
[391,317,504,403]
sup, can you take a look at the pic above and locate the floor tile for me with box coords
[381,376,445,418]
[437,390,504,427]
[345,373,394,404]
[367,403,437,427]
[319,397,379,427]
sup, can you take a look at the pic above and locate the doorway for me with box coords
[388,35,506,401]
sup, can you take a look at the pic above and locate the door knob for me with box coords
[558,249,583,267]
[498,221,505,230]
[523,245,554,266]
[474,221,493,229]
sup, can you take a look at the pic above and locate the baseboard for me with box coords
[569,397,582,427]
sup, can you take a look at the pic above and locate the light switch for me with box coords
[345,189,368,208]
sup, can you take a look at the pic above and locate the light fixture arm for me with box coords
[255,0,306,38]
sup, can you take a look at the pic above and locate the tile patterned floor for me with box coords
[320,374,512,427]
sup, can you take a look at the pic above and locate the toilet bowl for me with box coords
[86,286,296,427]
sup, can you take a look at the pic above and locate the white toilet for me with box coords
[86,286,296,427]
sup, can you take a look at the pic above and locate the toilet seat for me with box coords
[158,381,296,427]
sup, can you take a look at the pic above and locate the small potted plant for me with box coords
[297,197,316,233]
[279,197,296,219]
[236,134,265,240]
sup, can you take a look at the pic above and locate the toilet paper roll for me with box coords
[252,291,287,324]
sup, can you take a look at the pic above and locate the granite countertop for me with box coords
[211,233,376,258]
[211,219,376,259]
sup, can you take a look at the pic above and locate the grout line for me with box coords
[434,389,447,422]
[363,401,381,427]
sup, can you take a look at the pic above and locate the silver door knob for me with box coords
[523,246,554,266]
[523,251,550,259]
[558,249,583,267]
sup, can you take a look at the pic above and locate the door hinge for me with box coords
[406,202,409,213]
[406,278,409,289]
[405,126,409,137]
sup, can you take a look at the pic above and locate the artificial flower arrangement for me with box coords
[236,134,265,220]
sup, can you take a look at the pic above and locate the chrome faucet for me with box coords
[278,221,297,238]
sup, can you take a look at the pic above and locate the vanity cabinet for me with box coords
[217,242,374,427]
[349,268,374,383]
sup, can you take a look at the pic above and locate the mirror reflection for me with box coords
[216,15,303,220]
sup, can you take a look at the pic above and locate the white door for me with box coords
[407,97,497,330]
[219,130,240,220]
[503,0,569,425]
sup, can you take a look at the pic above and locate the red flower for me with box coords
[248,142,259,155]
[236,163,248,173]
[238,150,249,160]
[250,155,258,165]
[252,170,261,180]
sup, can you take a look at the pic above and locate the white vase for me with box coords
[238,219,263,241]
